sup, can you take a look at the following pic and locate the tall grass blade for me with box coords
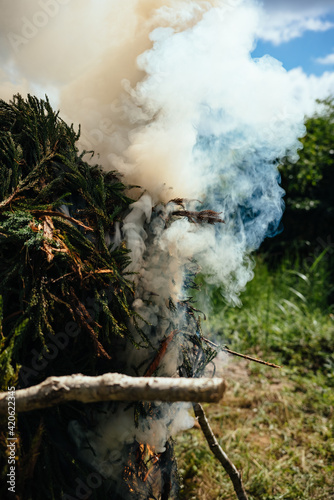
[310,247,330,272]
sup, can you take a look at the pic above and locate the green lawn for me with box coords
[176,253,334,499]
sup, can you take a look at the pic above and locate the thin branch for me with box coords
[0,186,20,209]
[193,402,249,500]
[203,337,281,369]
[69,287,111,360]
[31,209,94,232]
[144,330,179,377]
[0,374,226,414]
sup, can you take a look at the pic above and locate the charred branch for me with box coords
[172,209,225,225]
[144,330,179,377]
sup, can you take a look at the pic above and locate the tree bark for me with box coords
[0,373,226,414]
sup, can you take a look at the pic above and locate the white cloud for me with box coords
[262,0,334,16]
[257,0,334,45]
[316,52,334,65]
[285,67,334,116]
[257,11,334,45]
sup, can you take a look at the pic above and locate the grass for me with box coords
[175,251,334,499]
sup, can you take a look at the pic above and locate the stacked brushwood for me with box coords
[0,95,222,500]
[0,94,149,499]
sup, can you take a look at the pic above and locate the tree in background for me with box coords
[263,98,334,263]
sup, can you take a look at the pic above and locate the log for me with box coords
[0,373,226,414]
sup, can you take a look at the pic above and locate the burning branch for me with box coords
[172,209,225,225]
[0,374,226,414]
[194,403,249,500]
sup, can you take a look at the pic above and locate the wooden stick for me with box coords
[0,374,226,414]
[203,338,281,369]
[193,403,249,500]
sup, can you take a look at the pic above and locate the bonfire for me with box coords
[0,1,307,499]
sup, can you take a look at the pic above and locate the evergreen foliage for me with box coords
[0,94,140,386]
[0,94,141,499]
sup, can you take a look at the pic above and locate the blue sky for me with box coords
[254,1,334,78]
[253,20,334,76]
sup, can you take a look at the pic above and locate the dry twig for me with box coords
[203,337,281,369]
[31,209,94,232]
[193,402,249,500]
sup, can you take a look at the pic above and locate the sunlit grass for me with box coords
[208,251,334,379]
[176,252,334,499]
[176,366,334,499]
